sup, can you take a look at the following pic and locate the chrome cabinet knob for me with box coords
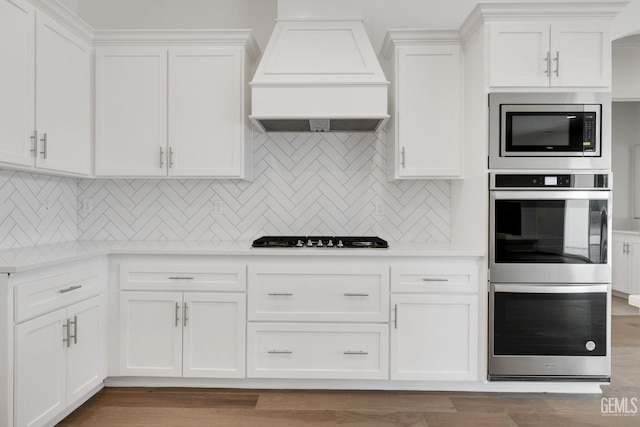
[337,240,344,248]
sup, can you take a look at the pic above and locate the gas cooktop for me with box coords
[251,236,389,249]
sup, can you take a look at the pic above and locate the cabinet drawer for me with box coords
[247,323,388,380]
[391,262,478,293]
[119,263,246,291]
[15,266,102,323]
[248,264,389,322]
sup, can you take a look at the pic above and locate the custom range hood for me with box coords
[250,0,389,132]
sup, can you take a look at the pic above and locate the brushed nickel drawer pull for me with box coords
[343,350,368,355]
[422,278,449,282]
[30,130,38,156]
[62,318,71,348]
[268,292,293,296]
[183,302,188,327]
[40,133,48,159]
[344,293,369,297]
[175,302,180,327]
[169,276,194,280]
[59,285,82,294]
[69,315,78,345]
[268,350,292,354]
[394,304,398,329]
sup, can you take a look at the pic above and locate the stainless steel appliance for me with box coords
[489,92,611,170]
[251,236,389,249]
[489,173,611,381]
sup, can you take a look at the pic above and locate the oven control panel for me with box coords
[492,173,609,189]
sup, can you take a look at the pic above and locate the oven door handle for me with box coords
[491,190,609,201]
[492,284,609,294]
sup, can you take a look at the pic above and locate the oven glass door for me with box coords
[491,284,608,357]
[493,191,608,265]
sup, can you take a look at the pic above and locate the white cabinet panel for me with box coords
[391,261,477,293]
[247,323,388,380]
[119,292,183,377]
[612,233,640,295]
[119,290,246,378]
[15,309,67,427]
[35,12,91,175]
[95,47,168,176]
[182,293,246,378]
[551,22,610,87]
[119,263,246,292]
[384,33,463,180]
[168,47,243,177]
[489,21,611,88]
[248,264,389,322]
[391,294,478,381]
[489,22,550,87]
[66,297,102,405]
[0,0,35,168]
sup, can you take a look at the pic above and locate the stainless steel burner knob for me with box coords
[317,240,324,247]
[307,239,313,247]
[337,240,344,248]
[327,240,334,247]
[296,240,304,247]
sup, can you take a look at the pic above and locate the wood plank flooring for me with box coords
[57,314,640,427]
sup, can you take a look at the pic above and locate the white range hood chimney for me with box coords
[250,0,389,132]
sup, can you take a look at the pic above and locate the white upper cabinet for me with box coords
[35,13,91,175]
[489,21,611,88]
[95,34,257,179]
[168,47,245,177]
[0,0,35,168]
[0,0,91,176]
[95,47,168,177]
[383,31,463,180]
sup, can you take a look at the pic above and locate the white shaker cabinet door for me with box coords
[168,47,244,178]
[15,309,67,427]
[66,297,103,406]
[35,12,91,175]
[550,22,610,87]
[95,47,168,176]
[0,0,35,168]
[612,237,629,294]
[182,293,246,378]
[119,292,183,377]
[489,22,551,87]
[390,294,478,381]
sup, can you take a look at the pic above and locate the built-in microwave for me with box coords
[489,92,611,170]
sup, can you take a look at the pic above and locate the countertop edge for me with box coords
[0,241,486,274]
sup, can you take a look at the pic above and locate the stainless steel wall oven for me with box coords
[489,173,611,381]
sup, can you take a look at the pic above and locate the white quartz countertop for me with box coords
[0,240,485,273]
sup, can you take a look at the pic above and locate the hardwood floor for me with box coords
[57,315,640,427]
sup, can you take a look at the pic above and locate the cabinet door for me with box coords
[489,22,551,87]
[550,22,610,87]
[612,238,629,293]
[66,297,103,405]
[628,242,640,295]
[168,47,244,177]
[390,294,478,381]
[396,45,462,178]
[182,293,246,378]
[35,12,91,175]
[0,0,35,168]
[95,47,168,176]
[15,309,67,427]
[119,292,182,376]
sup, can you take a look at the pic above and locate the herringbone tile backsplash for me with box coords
[0,170,77,250]
[1,130,451,248]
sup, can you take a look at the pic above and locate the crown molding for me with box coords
[380,29,461,59]
[30,0,94,42]
[93,29,261,59]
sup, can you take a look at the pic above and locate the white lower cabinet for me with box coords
[15,296,102,427]
[612,232,640,295]
[119,291,245,378]
[390,294,478,381]
[247,323,388,380]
